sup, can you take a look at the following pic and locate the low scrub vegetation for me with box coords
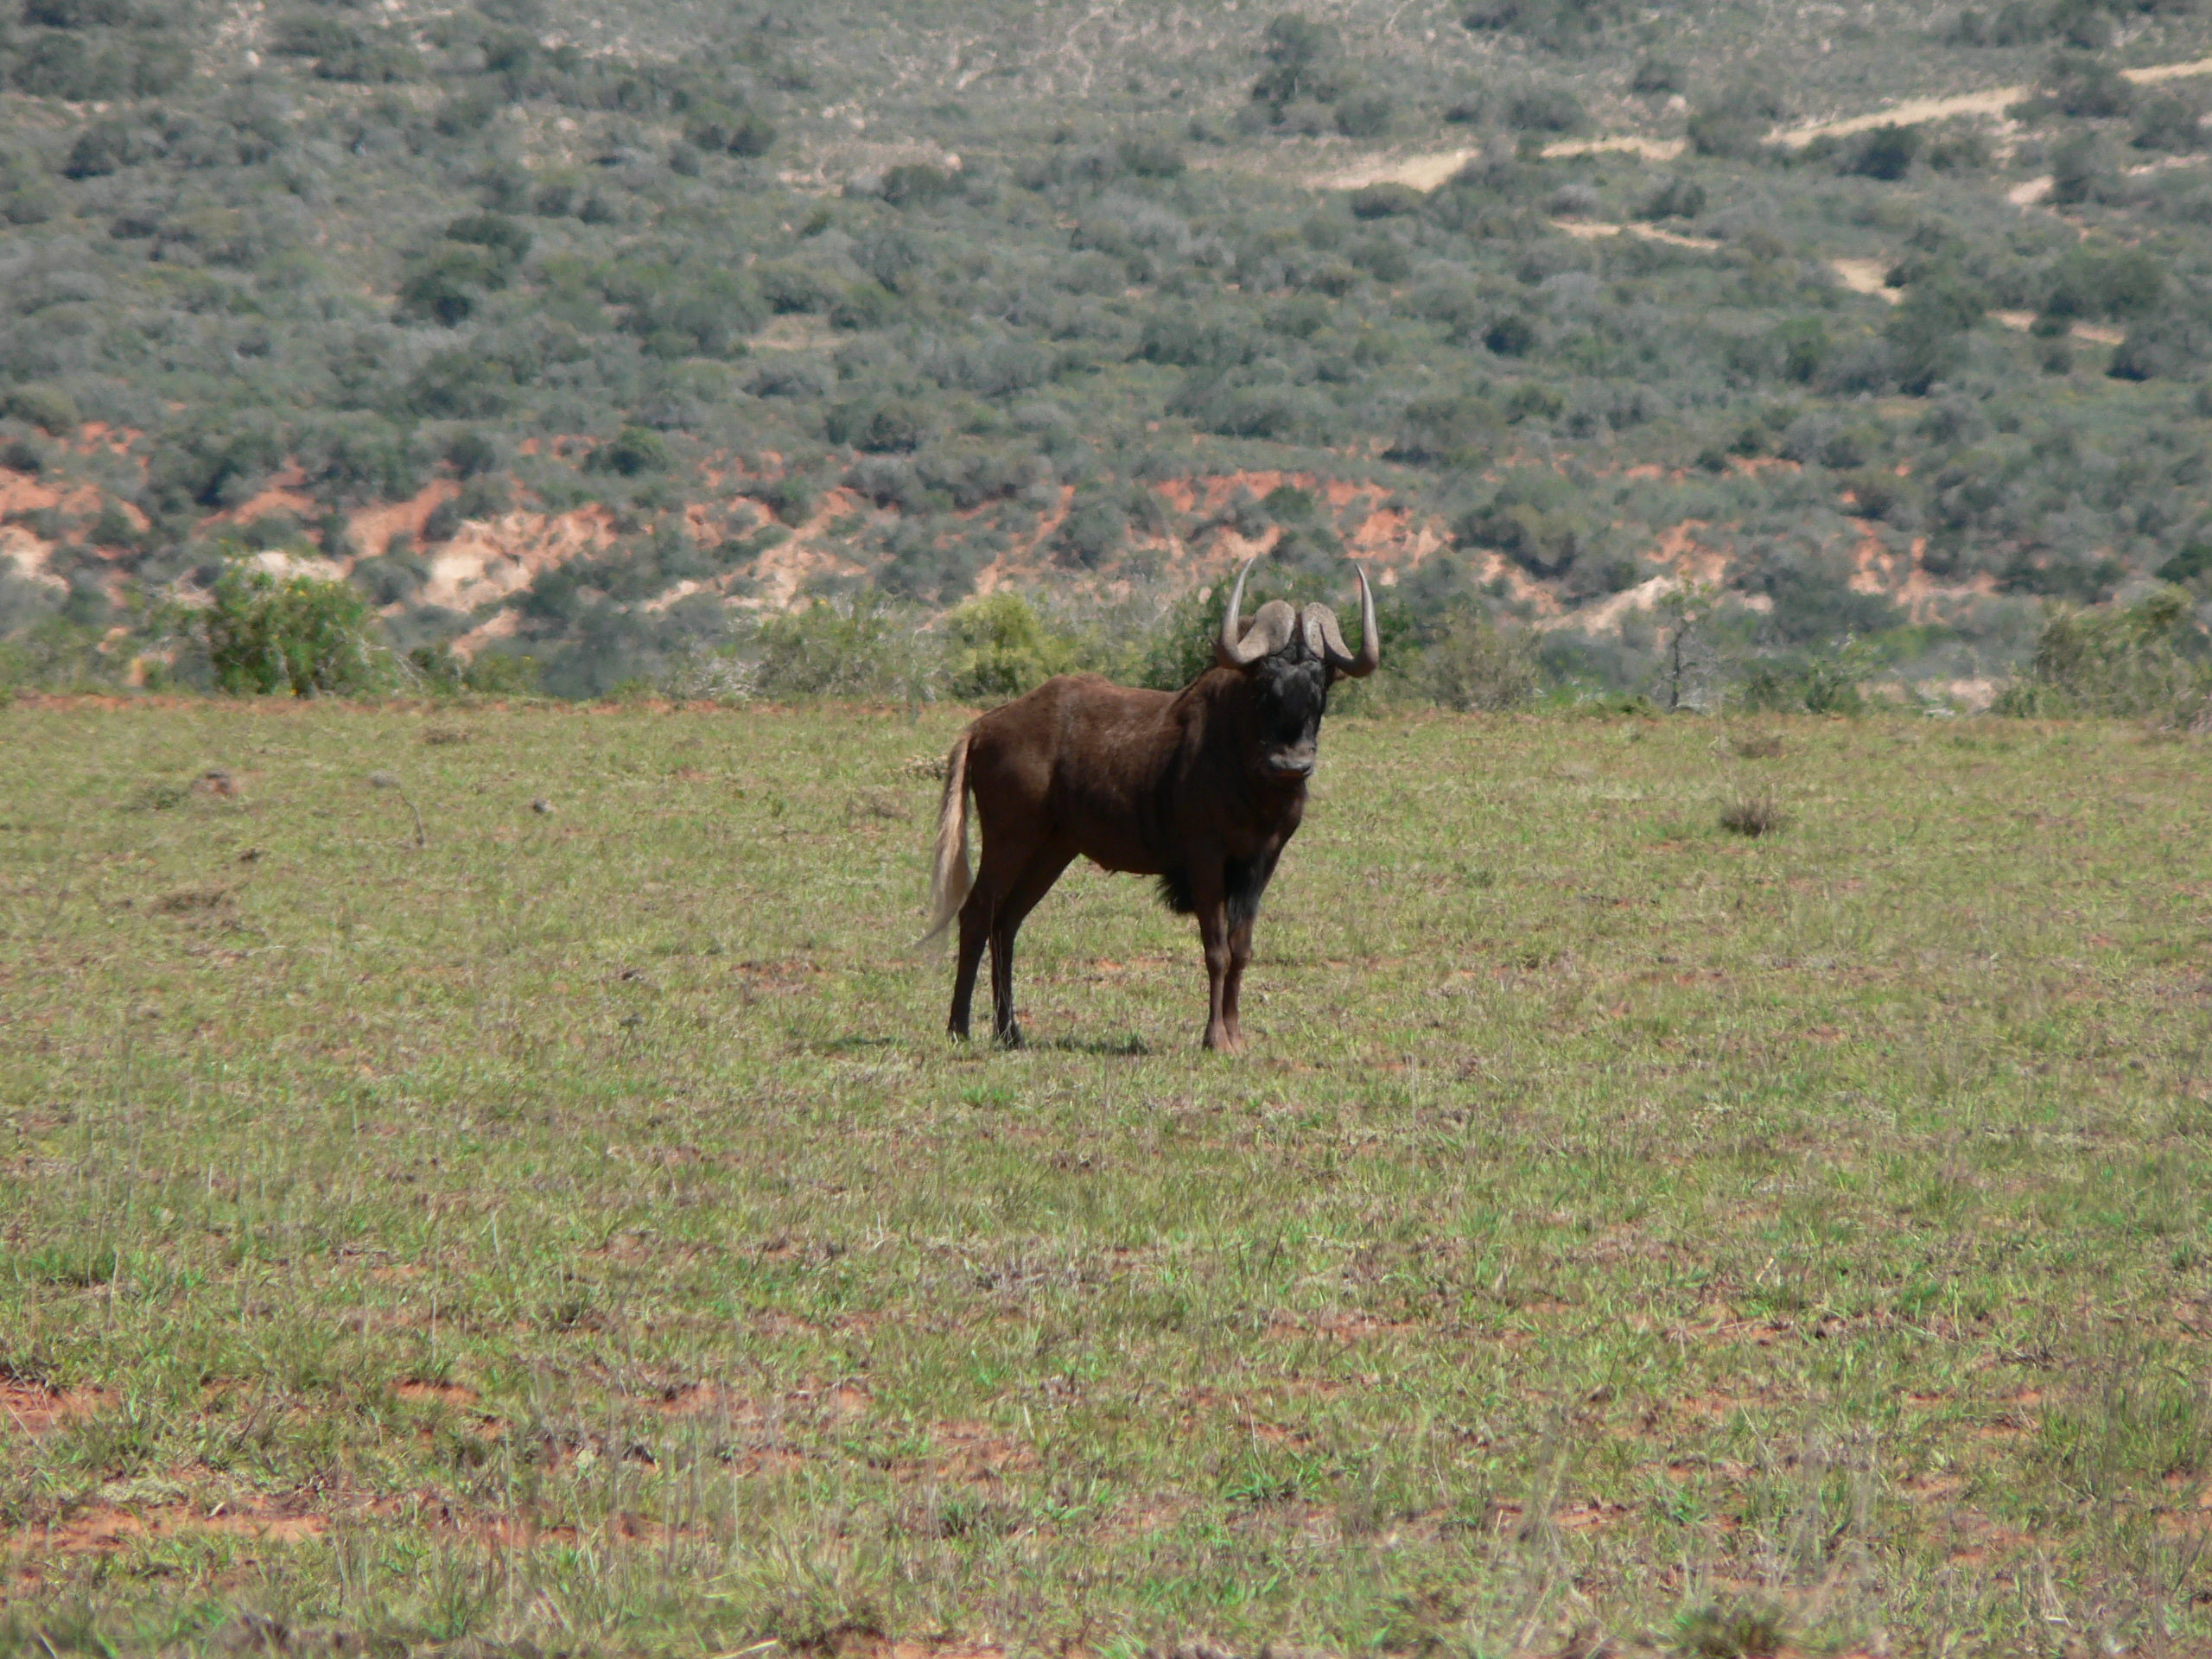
[1996,587,2212,724]
[0,0,2207,701]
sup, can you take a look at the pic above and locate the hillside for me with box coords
[4,0,2212,696]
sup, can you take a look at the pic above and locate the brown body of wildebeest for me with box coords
[920,558,1379,1050]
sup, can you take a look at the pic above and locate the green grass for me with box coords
[3,700,2212,1656]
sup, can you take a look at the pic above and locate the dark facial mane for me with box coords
[1249,631,1328,724]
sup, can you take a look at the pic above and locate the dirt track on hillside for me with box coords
[1313,52,2212,194]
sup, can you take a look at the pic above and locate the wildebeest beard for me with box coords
[1155,857,1271,927]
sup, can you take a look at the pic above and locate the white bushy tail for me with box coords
[918,733,972,947]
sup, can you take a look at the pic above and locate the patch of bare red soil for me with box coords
[1,1380,105,1437]
[818,1638,1006,1659]
[394,1380,480,1408]
[6,1496,327,1569]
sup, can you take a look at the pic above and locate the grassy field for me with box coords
[3,701,2211,1657]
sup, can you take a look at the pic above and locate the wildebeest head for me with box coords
[1214,558,1379,780]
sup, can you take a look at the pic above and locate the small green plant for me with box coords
[202,560,386,697]
[1730,729,1784,759]
[0,616,112,694]
[407,643,541,697]
[1738,645,1869,715]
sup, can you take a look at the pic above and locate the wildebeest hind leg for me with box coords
[988,848,1073,1047]
[948,851,1019,1039]
[948,893,990,1039]
[949,830,1049,1039]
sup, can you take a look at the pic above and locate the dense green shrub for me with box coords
[201,560,388,697]
[2037,50,2134,118]
[2108,306,2212,380]
[2042,247,2166,321]
[1506,85,1586,133]
[1349,183,1422,219]
[1414,609,1537,710]
[4,384,79,434]
[1885,269,1986,394]
[1335,92,1393,137]
[1251,14,1343,114]
[1995,588,2211,720]
[589,427,671,476]
[397,243,512,326]
[2133,93,2207,152]
[1056,490,1128,569]
[407,642,541,696]
[1138,582,1230,692]
[1688,84,1783,157]
[1457,478,1600,579]
[1463,0,1625,54]
[1638,177,1707,220]
[684,101,775,156]
[1737,649,1869,714]
[752,594,938,702]
[0,611,111,692]
[942,593,1083,703]
[1843,124,1922,180]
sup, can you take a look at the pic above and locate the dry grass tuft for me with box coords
[852,787,911,823]
[1719,792,1787,836]
[1674,1596,1789,1657]
[151,887,233,914]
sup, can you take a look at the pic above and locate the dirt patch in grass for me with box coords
[394,1379,479,1408]
[1,1381,105,1436]
[828,1639,1006,1659]
[907,1421,1039,1484]
[1265,1310,1420,1343]
[654,1379,728,1414]
[7,1498,328,1564]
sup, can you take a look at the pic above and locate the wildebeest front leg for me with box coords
[1222,912,1255,1049]
[1196,896,1238,1052]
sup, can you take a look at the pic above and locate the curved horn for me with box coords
[1215,559,1297,669]
[1307,563,1381,678]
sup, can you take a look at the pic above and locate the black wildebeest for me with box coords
[921,558,1379,1050]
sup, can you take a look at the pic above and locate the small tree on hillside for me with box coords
[202,558,387,696]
